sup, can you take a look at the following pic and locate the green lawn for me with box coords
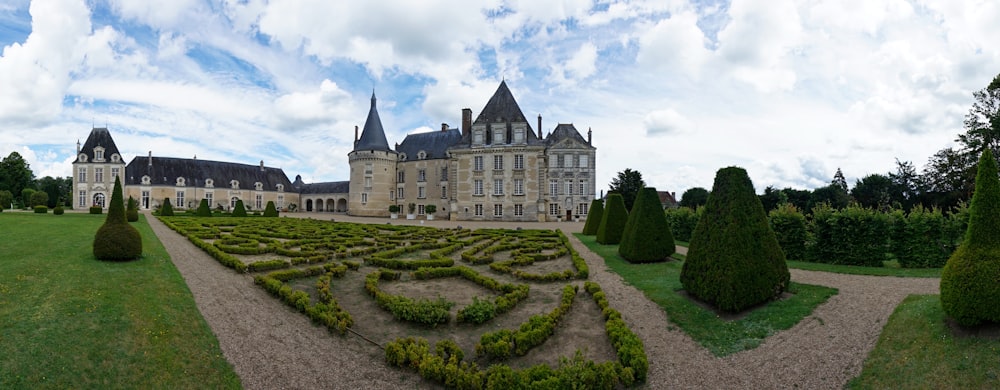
[0,212,240,389]
[849,295,1000,389]
[786,260,941,278]
[575,233,836,356]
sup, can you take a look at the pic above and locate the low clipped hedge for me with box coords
[477,284,577,358]
[90,206,103,215]
[253,264,353,334]
[768,203,807,261]
[53,205,64,215]
[411,266,530,324]
[34,205,47,213]
[365,269,453,326]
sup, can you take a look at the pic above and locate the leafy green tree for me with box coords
[941,149,1000,326]
[36,176,72,208]
[832,168,848,191]
[581,199,604,235]
[29,191,48,207]
[851,174,894,210]
[758,185,787,213]
[809,184,850,210]
[0,152,34,198]
[619,188,674,262]
[889,159,921,210]
[0,190,12,210]
[782,187,812,213]
[678,187,709,209]
[20,188,35,209]
[956,73,1000,161]
[920,147,976,210]
[680,166,789,312]
[93,176,142,261]
[608,168,645,211]
[596,193,628,245]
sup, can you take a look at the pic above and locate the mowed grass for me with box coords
[786,260,942,278]
[0,212,240,389]
[575,233,837,356]
[849,295,1000,389]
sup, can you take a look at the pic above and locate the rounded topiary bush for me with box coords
[126,196,139,222]
[581,199,604,235]
[34,205,48,213]
[619,187,674,263]
[680,166,790,313]
[263,201,279,217]
[54,204,65,215]
[596,193,628,245]
[159,198,174,216]
[232,199,247,217]
[196,198,212,217]
[94,176,142,261]
[940,149,1000,326]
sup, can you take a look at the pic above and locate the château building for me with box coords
[72,81,597,222]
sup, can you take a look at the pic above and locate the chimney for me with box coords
[537,114,542,139]
[587,127,592,144]
[148,151,152,166]
[354,125,359,144]
[461,108,472,137]
[441,123,448,131]
[260,160,265,172]
[76,139,80,154]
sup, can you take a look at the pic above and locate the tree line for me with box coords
[0,151,72,209]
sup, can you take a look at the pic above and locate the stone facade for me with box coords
[72,128,126,209]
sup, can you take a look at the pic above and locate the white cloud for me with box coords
[110,0,201,30]
[716,0,803,92]
[273,79,355,129]
[644,108,694,136]
[636,10,709,76]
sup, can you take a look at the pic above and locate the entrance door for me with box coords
[566,209,572,220]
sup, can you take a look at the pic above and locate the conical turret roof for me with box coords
[354,92,392,152]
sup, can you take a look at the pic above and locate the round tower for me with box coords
[348,93,397,216]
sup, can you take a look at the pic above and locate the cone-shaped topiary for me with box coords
[126,196,139,222]
[263,200,279,217]
[581,199,604,235]
[93,176,142,261]
[619,187,675,263]
[232,199,247,217]
[196,198,212,217]
[596,193,628,245]
[160,198,174,216]
[941,149,1000,326]
[680,166,789,313]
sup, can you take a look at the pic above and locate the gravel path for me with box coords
[148,213,940,389]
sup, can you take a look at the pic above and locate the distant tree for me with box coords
[889,159,921,210]
[809,184,850,210]
[36,176,72,208]
[29,191,48,208]
[20,188,35,209]
[832,168,848,192]
[851,174,894,210]
[758,185,787,212]
[920,147,976,210]
[956,73,1000,161]
[678,187,710,209]
[0,151,34,199]
[608,168,645,211]
[782,187,812,212]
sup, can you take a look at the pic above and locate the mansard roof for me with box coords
[396,129,462,160]
[123,156,294,191]
[354,92,393,152]
[546,123,594,149]
[298,181,350,194]
[453,81,545,149]
[76,127,123,163]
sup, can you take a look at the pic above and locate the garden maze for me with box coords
[161,217,647,388]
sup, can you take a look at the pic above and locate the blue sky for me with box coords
[1,0,999,195]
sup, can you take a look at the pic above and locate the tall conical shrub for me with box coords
[160,198,174,216]
[581,199,604,235]
[263,200,279,217]
[126,196,139,222]
[680,167,789,312]
[196,198,212,217]
[941,149,1000,326]
[596,193,628,245]
[619,187,674,263]
[232,199,247,217]
[93,176,142,261]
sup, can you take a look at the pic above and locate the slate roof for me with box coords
[396,129,462,160]
[76,127,123,163]
[124,156,294,191]
[452,80,545,149]
[658,191,678,208]
[299,181,350,194]
[546,123,595,149]
[354,93,392,152]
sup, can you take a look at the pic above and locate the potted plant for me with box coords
[406,203,416,220]
[424,204,436,220]
[389,204,400,219]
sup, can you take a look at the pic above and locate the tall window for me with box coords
[549,203,560,215]
[566,180,573,195]
[474,204,483,216]
[474,179,484,196]
[513,154,524,170]
[397,171,405,182]
[78,190,86,208]
[514,204,524,216]
[95,168,104,183]
[494,204,503,217]
[277,195,284,208]
[440,167,448,181]
[493,155,504,170]
[418,204,425,215]
[549,155,558,168]
[141,190,149,209]
[176,191,185,208]
[549,180,558,196]
[418,169,426,182]
[579,154,589,168]
[361,193,368,204]
[579,180,587,196]
[493,179,504,195]
[205,192,213,207]
[474,156,484,171]
[256,194,263,209]
[94,149,104,160]
[111,167,120,180]
[513,179,524,195]
[418,186,426,199]
[364,177,372,188]
[577,203,589,215]
[397,187,404,199]
[78,167,87,183]
[557,155,564,168]
[441,185,448,199]
[364,163,373,174]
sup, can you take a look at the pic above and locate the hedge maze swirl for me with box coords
[161,216,645,388]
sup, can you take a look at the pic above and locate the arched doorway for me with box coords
[93,193,106,208]
[305,199,313,212]
[326,199,335,212]
[337,198,347,212]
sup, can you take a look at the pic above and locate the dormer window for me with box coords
[417,151,427,160]
[78,153,87,162]
[276,184,284,192]
[230,180,240,189]
[254,182,263,191]
[399,153,407,161]
[493,129,505,144]
[141,175,151,185]
[111,154,120,162]
[205,179,214,188]
[176,177,186,186]
[473,129,484,145]
[94,148,105,161]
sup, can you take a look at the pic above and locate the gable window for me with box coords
[78,154,87,162]
[111,154,120,162]
[493,155,504,170]
[514,129,525,143]
[473,130,484,145]
[276,184,283,192]
[493,129,505,144]
[230,180,240,189]
[176,177,185,186]
[255,182,263,191]
[417,151,427,160]
[78,167,87,183]
[205,179,214,187]
[95,168,104,183]
[473,156,484,171]
[141,175,150,185]
[513,154,524,170]
[94,148,104,161]
[474,179,484,196]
